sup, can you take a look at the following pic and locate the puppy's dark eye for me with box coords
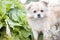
[41,10,44,12]
[33,10,36,13]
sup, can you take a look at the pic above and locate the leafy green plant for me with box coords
[0,0,33,40]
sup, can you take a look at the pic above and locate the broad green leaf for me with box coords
[0,0,33,40]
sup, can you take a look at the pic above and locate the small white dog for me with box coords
[26,1,56,40]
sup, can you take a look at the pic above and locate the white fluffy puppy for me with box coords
[26,1,56,40]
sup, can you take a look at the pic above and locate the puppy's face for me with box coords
[26,2,48,19]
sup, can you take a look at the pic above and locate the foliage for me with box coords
[0,0,33,40]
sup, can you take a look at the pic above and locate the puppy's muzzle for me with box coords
[37,14,41,18]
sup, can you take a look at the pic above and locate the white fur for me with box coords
[26,1,56,40]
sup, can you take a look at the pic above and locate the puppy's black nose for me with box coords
[38,14,40,18]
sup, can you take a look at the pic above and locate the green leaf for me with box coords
[0,0,33,40]
[0,23,2,29]
[8,8,20,22]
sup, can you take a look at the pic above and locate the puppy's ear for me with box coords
[40,0,48,5]
[42,1,48,6]
[26,2,33,10]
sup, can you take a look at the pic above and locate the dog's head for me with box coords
[26,1,48,19]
